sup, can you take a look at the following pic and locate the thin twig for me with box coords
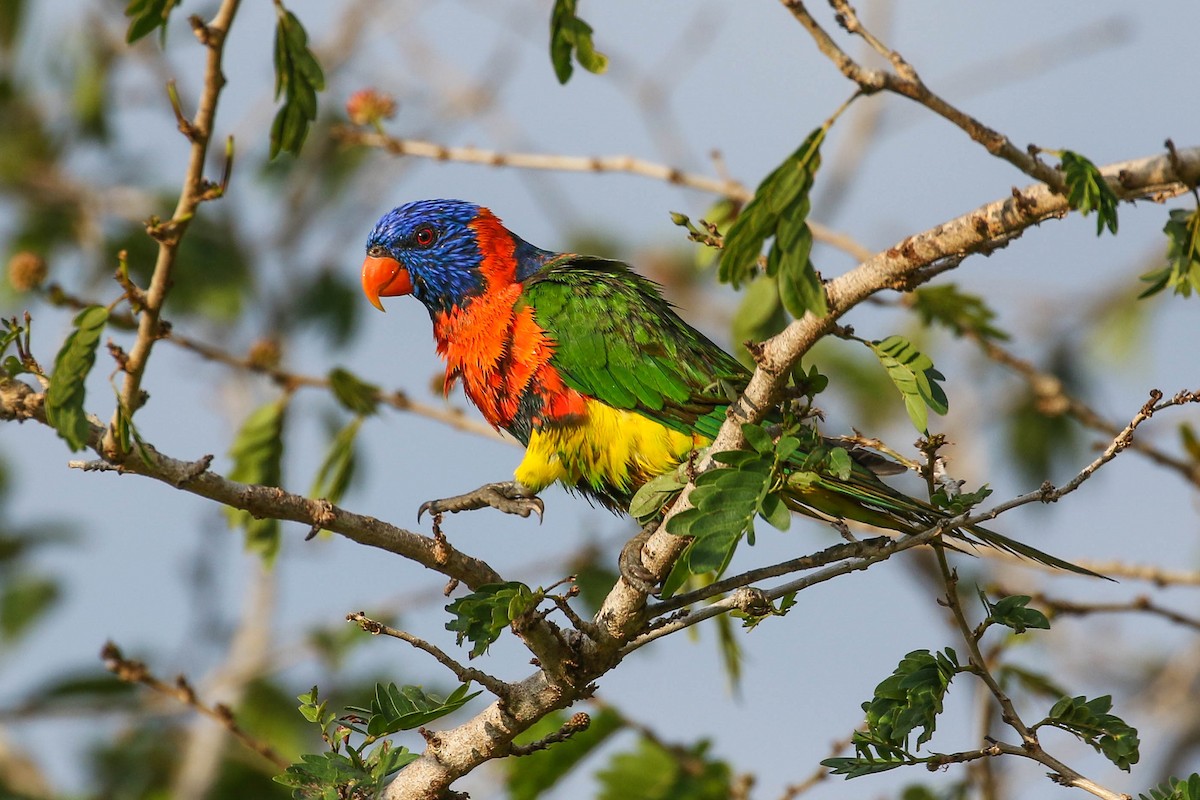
[347,612,511,698]
[103,0,242,457]
[101,641,289,770]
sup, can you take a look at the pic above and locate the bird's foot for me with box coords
[618,524,660,596]
[418,481,544,522]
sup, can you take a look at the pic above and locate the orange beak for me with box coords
[361,255,414,312]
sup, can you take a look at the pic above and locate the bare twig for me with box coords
[347,612,511,698]
[101,641,288,771]
[507,712,590,756]
[102,0,243,457]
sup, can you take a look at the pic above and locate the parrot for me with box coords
[360,198,1096,580]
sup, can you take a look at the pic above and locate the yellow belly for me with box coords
[513,399,703,496]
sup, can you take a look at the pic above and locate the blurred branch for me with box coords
[970,334,1200,488]
[100,641,288,771]
[102,0,243,457]
[1021,591,1200,632]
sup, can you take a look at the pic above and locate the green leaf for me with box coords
[719,127,826,290]
[44,306,108,451]
[596,737,732,800]
[628,468,686,521]
[823,751,908,778]
[979,593,1050,635]
[1139,774,1200,800]
[1044,694,1140,770]
[1139,208,1200,299]
[930,482,992,514]
[327,367,380,416]
[445,582,541,658]
[124,0,179,44]
[865,335,948,433]
[309,417,361,506]
[548,0,608,84]
[912,284,1009,341]
[274,745,418,797]
[225,399,287,564]
[270,6,325,158]
[0,573,60,641]
[348,682,480,737]
[506,708,623,800]
[862,649,960,750]
[1061,150,1119,236]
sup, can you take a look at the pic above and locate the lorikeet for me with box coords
[361,198,1093,576]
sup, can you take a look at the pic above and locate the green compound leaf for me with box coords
[445,582,542,658]
[1061,150,1119,236]
[979,592,1051,635]
[865,335,948,433]
[274,745,418,798]
[328,367,380,416]
[45,306,108,452]
[346,682,480,738]
[226,399,287,564]
[719,126,827,322]
[628,468,686,522]
[1139,208,1200,299]
[1139,773,1200,800]
[549,0,608,84]
[1043,694,1140,771]
[862,648,960,750]
[911,284,1009,341]
[270,6,325,158]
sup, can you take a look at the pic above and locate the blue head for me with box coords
[361,199,551,317]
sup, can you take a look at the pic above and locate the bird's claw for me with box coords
[618,525,660,596]
[418,481,544,522]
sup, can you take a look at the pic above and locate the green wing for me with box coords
[520,255,747,439]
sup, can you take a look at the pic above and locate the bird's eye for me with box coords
[367,245,387,258]
[413,225,437,248]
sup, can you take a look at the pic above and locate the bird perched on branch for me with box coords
[360,198,1094,583]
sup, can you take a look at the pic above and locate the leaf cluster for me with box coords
[124,0,179,44]
[549,0,608,84]
[911,284,1009,341]
[271,5,325,158]
[719,127,828,320]
[444,581,543,658]
[1140,208,1200,298]
[1141,774,1200,800]
[863,335,948,433]
[1061,150,1120,235]
[44,306,108,452]
[1040,694,1141,771]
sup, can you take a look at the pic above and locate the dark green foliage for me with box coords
[0,573,59,641]
[665,422,797,577]
[506,708,624,800]
[44,305,107,451]
[271,6,325,158]
[595,737,732,800]
[274,747,417,800]
[444,582,542,658]
[328,368,380,416]
[719,127,827,318]
[347,682,480,738]
[864,335,948,433]
[310,416,360,505]
[627,468,687,522]
[1061,150,1119,235]
[1141,774,1200,800]
[226,399,288,563]
[124,0,179,44]
[1041,694,1140,770]
[912,284,1009,341]
[296,269,362,345]
[978,593,1050,635]
[549,0,608,84]
[930,482,991,515]
[1140,208,1200,298]
[864,649,959,750]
